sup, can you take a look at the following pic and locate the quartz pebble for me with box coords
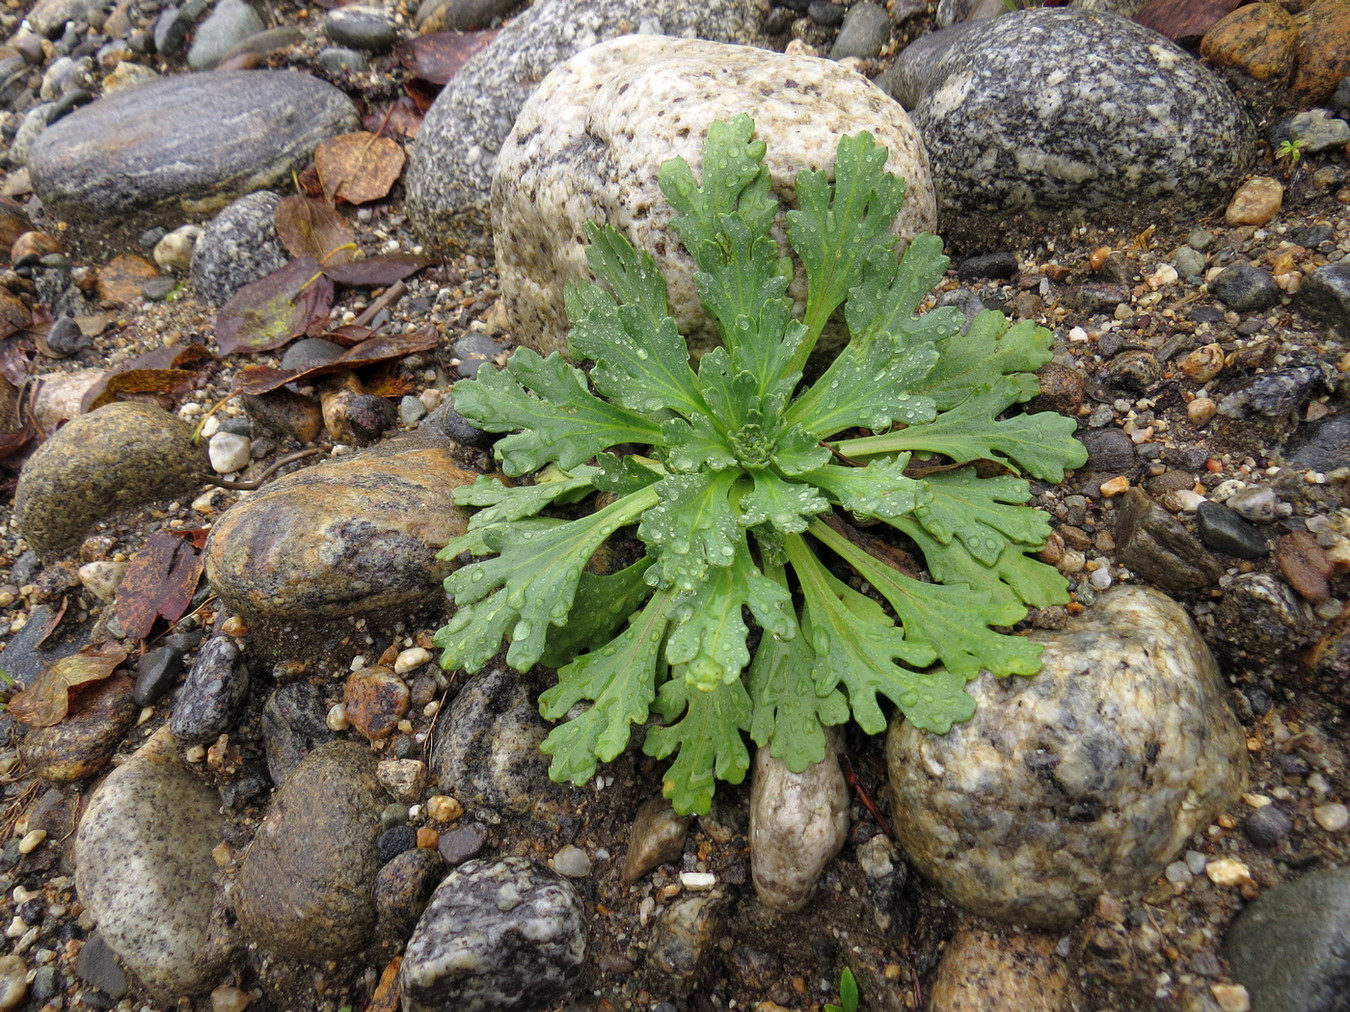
[552,845,591,878]
[1207,858,1252,886]
[1225,176,1284,226]
[208,432,251,474]
[1313,803,1349,831]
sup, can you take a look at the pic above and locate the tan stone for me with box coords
[1201,4,1299,82]
[1225,176,1283,226]
[1180,343,1226,384]
[929,926,1078,1012]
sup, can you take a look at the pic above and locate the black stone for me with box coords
[957,251,1018,281]
[807,0,846,25]
[1297,263,1350,332]
[74,932,128,1000]
[1284,413,1350,473]
[1210,263,1281,312]
[132,645,183,706]
[1190,305,1224,324]
[1114,488,1222,592]
[44,315,90,356]
[1218,364,1331,419]
[377,825,418,864]
[1197,501,1268,559]
[262,682,336,785]
[1242,806,1292,849]
[1292,224,1335,249]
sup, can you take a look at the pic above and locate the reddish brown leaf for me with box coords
[298,162,325,198]
[215,258,335,355]
[393,30,497,85]
[0,417,34,463]
[404,78,441,113]
[96,254,160,306]
[274,195,357,265]
[362,98,424,139]
[313,132,407,206]
[321,324,376,348]
[115,530,207,641]
[1134,0,1244,40]
[85,370,203,413]
[79,344,219,414]
[321,253,433,287]
[8,641,128,727]
[232,327,441,396]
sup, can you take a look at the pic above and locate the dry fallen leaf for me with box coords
[275,195,357,265]
[81,343,219,413]
[232,326,440,396]
[314,132,407,206]
[96,254,161,306]
[393,30,497,86]
[215,258,335,355]
[116,529,206,641]
[321,252,432,287]
[8,641,129,727]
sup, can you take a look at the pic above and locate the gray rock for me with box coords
[189,190,287,306]
[1225,867,1350,1012]
[13,103,57,165]
[830,2,891,60]
[15,401,207,558]
[26,71,358,228]
[74,728,233,999]
[647,891,724,981]
[1226,485,1279,523]
[262,681,336,784]
[1289,108,1350,152]
[1174,245,1206,280]
[880,8,1255,217]
[1285,412,1350,473]
[1196,501,1268,559]
[203,446,475,622]
[415,0,525,31]
[1210,263,1281,312]
[152,3,200,57]
[375,847,444,939]
[233,741,384,960]
[1242,805,1292,849]
[1217,364,1332,419]
[749,729,849,913]
[621,796,690,884]
[168,636,251,744]
[427,665,557,818]
[1114,488,1222,592]
[24,0,108,36]
[400,857,587,1012]
[1298,262,1350,332]
[186,0,263,69]
[318,47,370,73]
[437,823,488,866]
[1212,572,1318,663]
[888,586,1247,927]
[405,0,769,257]
[489,34,936,358]
[133,645,184,707]
[73,933,129,999]
[324,4,398,52]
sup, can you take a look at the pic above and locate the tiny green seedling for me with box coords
[435,115,1086,815]
[825,966,860,1012]
[1276,137,1307,168]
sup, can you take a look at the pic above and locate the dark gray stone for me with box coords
[405,0,767,255]
[1225,867,1350,1012]
[185,0,263,70]
[648,892,725,981]
[1285,413,1350,473]
[261,682,336,785]
[324,5,398,52]
[414,0,525,32]
[74,933,128,1000]
[957,251,1017,281]
[880,8,1255,217]
[133,646,183,707]
[1103,350,1161,392]
[1114,488,1222,592]
[423,397,494,449]
[189,191,287,306]
[1213,572,1318,662]
[1210,263,1281,312]
[168,636,251,744]
[1196,501,1268,559]
[1242,805,1292,849]
[317,47,369,74]
[1218,364,1332,419]
[234,741,384,960]
[377,825,417,864]
[375,847,443,939]
[830,2,890,60]
[1298,263,1350,332]
[400,857,586,1012]
[437,823,488,866]
[26,71,358,228]
[808,0,847,26]
[14,402,208,559]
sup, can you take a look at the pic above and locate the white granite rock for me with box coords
[888,585,1247,927]
[880,8,1255,218]
[749,728,850,912]
[491,35,937,358]
[74,727,233,998]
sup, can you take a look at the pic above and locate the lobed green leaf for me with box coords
[646,675,753,816]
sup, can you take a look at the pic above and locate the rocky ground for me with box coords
[0,1,1349,1011]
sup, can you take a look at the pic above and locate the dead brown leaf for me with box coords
[321,252,432,287]
[232,326,440,396]
[8,641,129,727]
[215,258,335,355]
[314,132,406,206]
[274,195,357,264]
[1134,0,1244,40]
[96,254,161,306]
[115,530,206,641]
[80,344,219,414]
[393,31,497,85]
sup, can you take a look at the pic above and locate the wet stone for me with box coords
[1218,364,1331,418]
[889,586,1248,927]
[261,681,336,785]
[1275,531,1334,603]
[377,758,428,803]
[400,857,586,1012]
[26,71,358,229]
[957,251,1018,281]
[1213,573,1318,665]
[1284,412,1350,472]
[437,823,488,867]
[344,666,410,741]
[1103,350,1161,392]
[928,927,1076,1011]
[1197,501,1269,559]
[622,796,690,885]
[374,846,443,939]
[1114,488,1223,592]
[1297,262,1350,331]
[20,676,138,782]
[1225,866,1350,1012]
[234,741,384,960]
[132,645,183,707]
[189,191,287,306]
[74,933,129,1000]
[1243,805,1293,849]
[829,2,890,59]
[648,891,724,982]
[14,401,207,559]
[74,728,232,998]
[1210,263,1282,312]
[414,0,524,32]
[186,0,264,70]
[324,5,399,52]
[1227,485,1279,523]
[168,636,250,745]
[377,825,417,863]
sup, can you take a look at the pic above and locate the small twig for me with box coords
[840,752,895,839]
[821,440,865,467]
[352,279,407,329]
[204,447,324,490]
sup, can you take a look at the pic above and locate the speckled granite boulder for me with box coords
[233,741,383,960]
[880,8,1255,217]
[26,71,357,226]
[74,728,233,999]
[190,191,288,305]
[14,401,207,559]
[491,34,936,357]
[887,585,1247,927]
[203,446,475,621]
[400,857,586,1012]
[405,0,769,257]
[749,729,850,912]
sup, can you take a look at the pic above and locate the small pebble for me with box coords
[393,646,431,674]
[425,795,463,823]
[552,845,592,878]
[679,872,716,891]
[1242,805,1292,848]
[1206,857,1252,886]
[1225,176,1283,226]
[326,703,349,732]
[1188,397,1217,424]
[1210,982,1251,1012]
[1099,475,1130,496]
[18,830,47,854]
[209,432,251,474]
[210,984,251,1012]
[1313,803,1349,832]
